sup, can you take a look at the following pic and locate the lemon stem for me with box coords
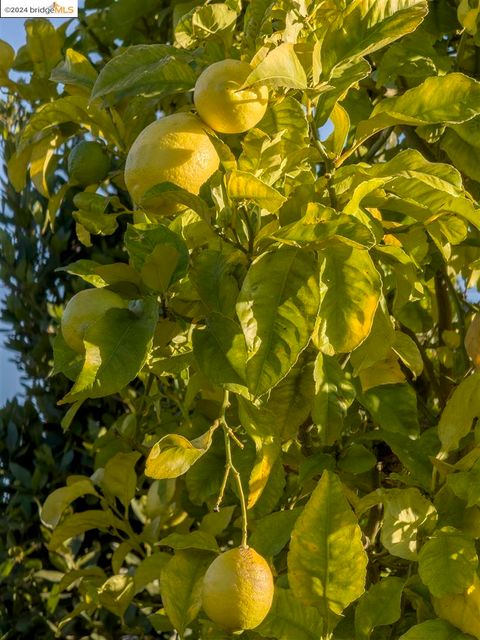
[224,426,249,547]
[215,391,249,547]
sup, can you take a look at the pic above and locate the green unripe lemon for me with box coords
[124,112,219,215]
[201,546,274,632]
[61,288,126,353]
[68,141,110,186]
[194,59,269,134]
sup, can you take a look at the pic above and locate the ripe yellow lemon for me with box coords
[124,113,219,215]
[201,546,274,632]
[61,288,126,353]
[194,59,269,134]
[68,141,110,186]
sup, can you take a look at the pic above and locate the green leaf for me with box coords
[73,209,121,237]
[48,510,124,550]
[50,48,98,92]
[256,588,324,640]
[381,488,437,560]
[91,44,196,104]
[238,360,314,441]
[145,428,214,480]
[315,246,381,354]
[439,373,480,452]
[59,297,158,403]
[158,531,218,553]
[25,18,62,79]
[244,43,307,89]
[175,3,238,49]
[98,574,135,617]
[356,73,480,147]
[271,208,375,250]
[237,248,319,397]
[160,550,210,638]
[250,509,301,558]
[192,313,248,395]
[355,577,405,640]
[392,331,424,377]
[338,444,377,475]
[57,260,142,291]
[360,384,420,436]
[288,471,367,620]
[125,223,189,289]
[134,552,170,593]
[321,1,428,72]
[227,170,287,213]
[101,451,141,509]
[19,96,120,149]
[312,353,356,446]
[41,478,98,528]
[418,531,478,597]
[399,619,474,640]
[190,250,241,318]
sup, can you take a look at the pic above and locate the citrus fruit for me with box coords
[68,141,110,186]
[194,59,268,134]
[61,288,126,353]
[433,574,480,639]
[124,113,219,215]
[201,546,274,632]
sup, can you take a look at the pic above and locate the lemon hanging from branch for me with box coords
[202,546,274,632]
[124,112,219,215]
[194,59,269,134]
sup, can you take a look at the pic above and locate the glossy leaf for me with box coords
[145,428,214,480]
[91,44,196,104]
[288,471,367,619]
[315,246,381,354]
[237,248,319,397]
[355,577,404,640]
[160,550,210,637]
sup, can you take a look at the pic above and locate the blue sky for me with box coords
[0,18,29,406]
[0,17,68,405]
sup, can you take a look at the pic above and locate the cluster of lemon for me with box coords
[125,59,269,215]
[62,60,274,634]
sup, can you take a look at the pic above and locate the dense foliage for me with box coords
[4,1,480,638]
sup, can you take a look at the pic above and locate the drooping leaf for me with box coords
[315,245,381,354]
[101,451,141,509]
[59,298,158,403]
[41,478,98,528]
[237,247,319,397]
[439,373,480,452]
[160,550,210,637]
[288,471,367,621]
[192,313,248,395]
[145,428,215,480]
[50,48,98,92]
[48,510,125,550]
[91,44,196,104]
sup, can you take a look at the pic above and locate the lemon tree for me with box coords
[4,2,480,639]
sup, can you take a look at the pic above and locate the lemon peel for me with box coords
[194,59,268,134]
